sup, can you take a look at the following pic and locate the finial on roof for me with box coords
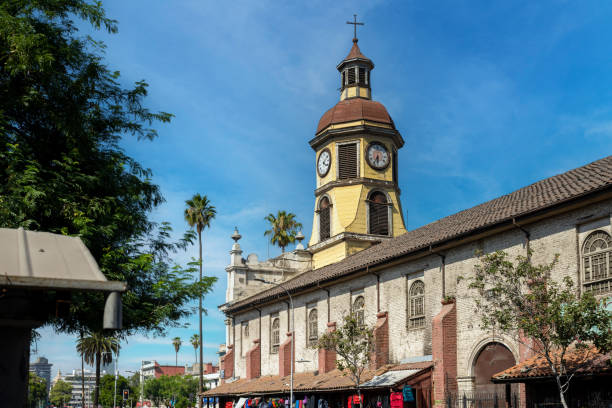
[346,14,364,42]
[231,227,242,243]
[295,230,305,250]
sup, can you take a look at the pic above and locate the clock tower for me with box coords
[308,34,407,269]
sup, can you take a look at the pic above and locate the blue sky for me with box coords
[36,0,612,376]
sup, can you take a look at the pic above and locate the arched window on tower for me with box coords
[408,280,425,329]
[582,230,612,295]
[308,308,318,347]
[368,191,390,236]
[319,196,331,241]
[352,295,365,327]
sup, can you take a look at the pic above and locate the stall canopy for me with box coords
[202,362,432,397]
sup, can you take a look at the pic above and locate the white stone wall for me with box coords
[226,198,612,380]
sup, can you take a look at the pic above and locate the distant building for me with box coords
[185,362,220,389]
[141,360,185,379]
[52,368,108,407]
[30,356,53,394]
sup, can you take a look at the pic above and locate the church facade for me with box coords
[211,36,612,408]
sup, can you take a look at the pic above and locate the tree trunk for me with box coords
[94,352,101,408]
[357,387,362,408]
[176,351,178,367]
[198,231,204,405]
[555,374,569,408]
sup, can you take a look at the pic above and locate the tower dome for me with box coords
[316,98,395,134]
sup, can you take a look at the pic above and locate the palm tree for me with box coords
[264,210,303,253]
[184,193,216,396]
[191,334,200,367]
[172,337,182,367]
[76,332,119,408]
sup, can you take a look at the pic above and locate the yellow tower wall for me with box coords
[309,128,406,268]
[311,241,349,269]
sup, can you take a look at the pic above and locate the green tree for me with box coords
[145,375,198,408]
[99,373,132,408]
[28,372,47,408]
[76,332,119,408]
[467,251,612,408]
[313,314,373,408]
[173,336,182,367]
[0,0,214,337]
[264,211,303,253]
[184,193,217,395]
[190,333,200,366]
[49,379,72,407]
[128,371,141,404]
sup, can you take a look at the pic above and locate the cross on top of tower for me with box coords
[346,14,364,42]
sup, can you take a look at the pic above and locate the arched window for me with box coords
[352,296,365,327]
[308,309,318,346]
[319,196,331,241]
[368,191,389,236]
[408,281,425,328]
[582,230,612,295]
[271,317,280,354]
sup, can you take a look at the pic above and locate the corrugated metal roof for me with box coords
[0,228,125,291]
[361,369,422,388]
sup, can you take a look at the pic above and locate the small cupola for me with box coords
[337,17,374,101]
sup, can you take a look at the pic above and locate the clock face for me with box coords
[366,142,390,170]
[317,148,331,177]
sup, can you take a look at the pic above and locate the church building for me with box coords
[205,30,612,408]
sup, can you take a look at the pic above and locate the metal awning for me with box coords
[0,228,126,292]
[361,369,423,388]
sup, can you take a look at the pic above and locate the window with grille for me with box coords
[319,196,331,241]
[367,71,370,86]
[408,281,425,328]
[358,68,366,84]
[368,192,389,236]
[352,296,365,327]
[347,68,356,84]
[582,230,612,295]
[342,71,346,88]
[308,308,318,346]
[338,143,358,179]
[271,317,280,353]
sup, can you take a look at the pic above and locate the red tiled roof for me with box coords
[225,156,612,314]
[203,362,432,396]
[492,347,611,382]
[316,98,394,134]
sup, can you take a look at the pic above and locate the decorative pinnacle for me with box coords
[231,227,242,243]
[296,231,305,242]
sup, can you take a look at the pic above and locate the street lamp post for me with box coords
[253,278,294,408]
